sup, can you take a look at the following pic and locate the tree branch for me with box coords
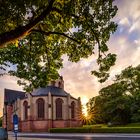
[32,29,80,44]
[0,0,55,48]
[86,20,102,63]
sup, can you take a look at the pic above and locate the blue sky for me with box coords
[1,0,140,116]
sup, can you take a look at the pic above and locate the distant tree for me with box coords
[86,96,105,124]
[0,0,117,92]
[87,65,140,124]
[115,65,140,122]
[99,82,131,124]
[87,84,131,124]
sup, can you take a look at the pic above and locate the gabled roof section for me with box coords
[4,89,26,104]
[31,86,69,97]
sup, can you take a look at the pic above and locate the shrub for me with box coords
[83,124,103,128]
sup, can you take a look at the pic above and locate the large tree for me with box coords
[0,0,117,91]
[87,65,140,124]
[87,83,131,124]
[115,65,140,122]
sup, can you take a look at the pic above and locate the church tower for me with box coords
[49,76,64,89]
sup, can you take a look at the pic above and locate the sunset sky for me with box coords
[1,0,140,117]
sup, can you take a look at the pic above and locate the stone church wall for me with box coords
[3,93,81,132]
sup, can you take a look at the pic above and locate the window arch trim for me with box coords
[36,98,45,119]
[55,98,63,120]
[23,101,28,120]
[71,101,75,119]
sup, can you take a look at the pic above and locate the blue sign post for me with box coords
[13,114,18,140]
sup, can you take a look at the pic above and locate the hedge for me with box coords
[49,127,140,133]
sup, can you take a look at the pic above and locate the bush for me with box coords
[124,123,140,127]
[131,114,140,123]
[49,127,140,133]
[83,124,103,128]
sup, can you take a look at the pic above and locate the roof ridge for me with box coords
[5,88,25,93]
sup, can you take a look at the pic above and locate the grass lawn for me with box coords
[49,123,140,133]
[84,123,140,128]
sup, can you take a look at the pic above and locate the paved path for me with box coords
[8,132,140,140]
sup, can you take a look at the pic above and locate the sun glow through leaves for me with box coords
[81,96,89,117]
[77,96,94,125]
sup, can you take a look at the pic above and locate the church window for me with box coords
[36,98,45,119]
[23,101,28,120]
[71,101,75,119]
[56,98,63,119]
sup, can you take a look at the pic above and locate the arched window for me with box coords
[23,101,28,120]
[56,98,63,119]
[71,101,75,119]
[36,98,45,119]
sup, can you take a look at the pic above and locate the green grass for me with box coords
[49,123,140,133]
[83,124,107,128]
[84,123,140,128]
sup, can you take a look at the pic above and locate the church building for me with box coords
[2,76,81,132]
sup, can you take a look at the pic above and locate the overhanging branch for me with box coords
[0,0,55,48]
[32,29,80,44]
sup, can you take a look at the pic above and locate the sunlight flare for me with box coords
[81,96,89,116]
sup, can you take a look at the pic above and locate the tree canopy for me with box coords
[0,0,117,92]
[87,65,140,124]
